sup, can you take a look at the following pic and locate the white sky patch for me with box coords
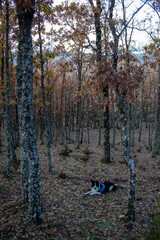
[44,0,159,49]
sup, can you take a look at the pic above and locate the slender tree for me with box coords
[149,44,160,156]
[144,37,160,156]
[37,4,52,172]
[0,3,5,154]
[138,79,145,141]
[108,0,147,225]
[5,0,12,177]
[88,0,111,163]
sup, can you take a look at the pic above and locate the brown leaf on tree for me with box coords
[14,0,33,12]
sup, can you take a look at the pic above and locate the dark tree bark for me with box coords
[55,87,59,141]
[131,91,138,147]
[0,118,2,153]
[88,0,110,162]
[111,90,116,148]
[128,103,132,151]
[0,6,5,154]
[103,86,110,162]
[80,99,85,144]
[5,0,17,177]
[16,0,42,224]
[138,79,144,142]
[98,95,102,146]
[5,0,12,177]
[153,63,160,157]
[76,52,82,149]
[87,95,90,145]
[60,71,65,144]
[37,8,52,172]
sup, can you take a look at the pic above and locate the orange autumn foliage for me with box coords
[15,0,33,12]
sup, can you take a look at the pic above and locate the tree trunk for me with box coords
[60,71,65,144]
[1,32,5,112]
[148,74,152,147]
[109,0,136,225]
[55,88,59,141]
[128,103,132,151]
[39,109,44,145]
[117,92,136,223]
[0,31,5,153]
[38,11,52,172]
[152,63,160,157]
[98,95,102,145]
[88,0,110,162]
[64,91,68,140]
[5,0,12,177]
[68,92,71,143]
[76,57,82,149]
[131,91,138,147]
[0,118,2,153]
[87,95,90,145]
[16,0,42,224]
[71,103,75,132]
[138,79,144,141]
[0,23,5,153]
[111,90,116,148]
[103,86,110,162]
[80,100,85,144]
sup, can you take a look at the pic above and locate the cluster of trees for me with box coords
[0,0,159,226]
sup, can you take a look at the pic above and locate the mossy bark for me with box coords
[16,1,42,224]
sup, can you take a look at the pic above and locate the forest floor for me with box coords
[0,124,160,240]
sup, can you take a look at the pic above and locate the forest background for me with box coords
[0,0,160,239]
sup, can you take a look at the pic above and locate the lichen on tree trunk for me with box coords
[16,1,42,224]
[117,91,136,223]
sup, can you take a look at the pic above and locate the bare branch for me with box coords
[118,0,149,38]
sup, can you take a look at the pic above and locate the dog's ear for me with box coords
[96,181,99,186]
[91,179,95,187]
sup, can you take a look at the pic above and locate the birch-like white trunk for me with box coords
[117,92,136,223]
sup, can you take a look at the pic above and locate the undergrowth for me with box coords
[145,199,160,240]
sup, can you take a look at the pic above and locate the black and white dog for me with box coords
[84,180,118,196]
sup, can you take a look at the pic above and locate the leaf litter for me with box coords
[0,125,160,239]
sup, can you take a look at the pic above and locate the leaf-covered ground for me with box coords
[0,125,160,240]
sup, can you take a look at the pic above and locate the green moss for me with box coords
[59,145,72,157]
[11,158,21,170]
[75,166,82,170]
[10,174,19,178]
[0,186,6,190]
[99,157,104,163]
[58,172,67,179]
[82,146,91,155]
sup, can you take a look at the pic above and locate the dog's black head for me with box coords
[91,180,100,191]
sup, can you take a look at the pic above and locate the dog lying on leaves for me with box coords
[84,180,118,197]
